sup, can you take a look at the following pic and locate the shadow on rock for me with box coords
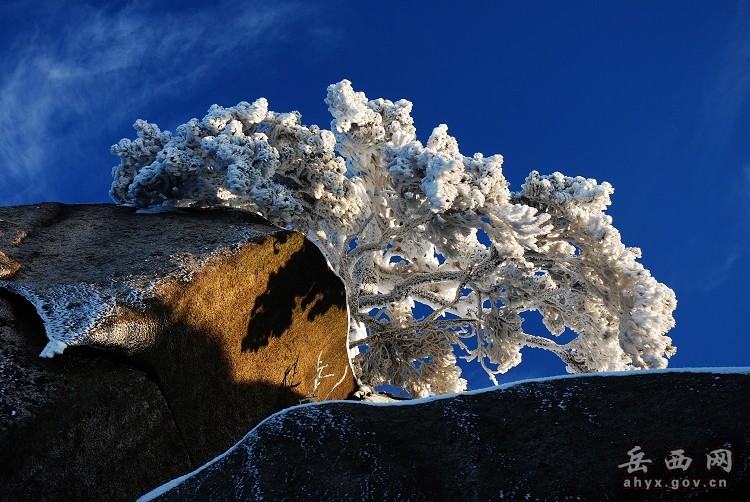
[243,233,346,352]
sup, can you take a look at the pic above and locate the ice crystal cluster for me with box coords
[111,80,677,397]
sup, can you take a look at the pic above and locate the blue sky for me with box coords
[1,0,748,389]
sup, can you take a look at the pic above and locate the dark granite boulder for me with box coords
[0,292,192,501]
[145,370,750,501]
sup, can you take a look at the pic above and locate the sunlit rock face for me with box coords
[146,370,750,501]
[0,203,353,499]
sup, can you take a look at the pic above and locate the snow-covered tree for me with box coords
[111,80,677,397]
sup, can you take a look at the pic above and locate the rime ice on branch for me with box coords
[111,80,677,397]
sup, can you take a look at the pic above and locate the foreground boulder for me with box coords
[0,293,192,501]
[0,203,353,500]
[145,370,750,501]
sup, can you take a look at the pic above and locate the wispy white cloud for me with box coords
[696,0,750,165]
[670,240,744,293]
[676,1,750,290]
[699,249,742,291]
[0,0,316,204]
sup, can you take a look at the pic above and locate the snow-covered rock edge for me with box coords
[138,366,750,500]
[0,282,114,357]
[0,224,272,358]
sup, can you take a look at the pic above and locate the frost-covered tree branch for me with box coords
[111,80,677,397]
